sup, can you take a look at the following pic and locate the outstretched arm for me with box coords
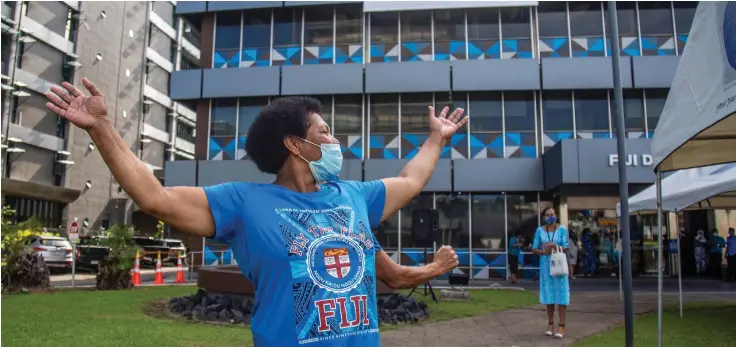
[380,106,466,222]
[46,79,215,237]
[375,246,458,289]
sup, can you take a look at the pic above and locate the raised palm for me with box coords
[46,78,108,130]
[428,105,467,139]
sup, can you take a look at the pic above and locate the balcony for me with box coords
[182,25,200,49]
[2,2,14,22]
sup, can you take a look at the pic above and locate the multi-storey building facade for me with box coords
[167,1,719,279]
[1,1,200,234]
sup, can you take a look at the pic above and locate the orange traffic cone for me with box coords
[175,252,186,284]
[131,250,141,286]
[153,251,164,285]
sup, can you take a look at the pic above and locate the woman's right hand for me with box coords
[46,78,109,131]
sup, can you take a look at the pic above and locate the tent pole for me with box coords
[676,212,683,318]
[607,3,634,346]
[656,169,663,347]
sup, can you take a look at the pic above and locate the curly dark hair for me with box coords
[245,96,323,174]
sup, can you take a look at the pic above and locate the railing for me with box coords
[182,26,201,49]
[176,123,195,143]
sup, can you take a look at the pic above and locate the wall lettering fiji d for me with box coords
[608,154,653,167]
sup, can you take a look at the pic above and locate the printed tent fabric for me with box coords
[651,2,736,172]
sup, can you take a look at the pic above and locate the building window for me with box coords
[369,12,399,63]
[237,97,268,159]
[673,2,697,53]
[335,3,363,64]
[504,91,536,157]
[470,193,506,279]
[509,194,543,279]
[500,7,532,59]
[368,94,398,159]
[638,2,675,56]
[241,8,271,67]
[400,11,432,62]
[469,92,503,159]
[467,8,500,60]
[620,89,646,138]
[3,196,63,229]
[569,2,605,57]
[375,210,399,251]
[538,2,569,58]
[436,193,470,277]
[399,93,432,159]
[605,2,640,56]
[399,194,434,259]
[333,95,363,159]
[645,89,668,134]
[272,7,302,66]
[437,92,468,159]
[471,194,506,251]
[214,12,241,68]
[209,98,237,160]
[542,91,573,152]
[304,6,334,64]
[574,90,610,137]
[433,9,466,60]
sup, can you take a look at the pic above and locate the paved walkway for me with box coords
[380,292,732,347]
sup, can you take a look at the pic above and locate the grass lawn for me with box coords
[1,286,537,347]
[573,302,736,347]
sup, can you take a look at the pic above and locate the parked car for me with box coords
[163,238,187,265]
[24,236,73,273]
[132,237,170,266]
[75,236,111,272]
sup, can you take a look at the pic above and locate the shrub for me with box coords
[96,224,139,290]
[1,206,54,292]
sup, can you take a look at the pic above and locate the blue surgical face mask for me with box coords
[297,138,343,183]
[545,216,557,225]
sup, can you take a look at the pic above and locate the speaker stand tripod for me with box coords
[407,247,439,304]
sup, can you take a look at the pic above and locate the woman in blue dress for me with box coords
[532,206,571,339]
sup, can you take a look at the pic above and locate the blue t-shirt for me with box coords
[203,180,386,347]
[508,237,521,256]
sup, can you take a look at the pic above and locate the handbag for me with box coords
[550,246,569,277]
[599,253,609,265]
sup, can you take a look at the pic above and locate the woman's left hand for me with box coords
[432,245,459,273]
[428,106,467,139]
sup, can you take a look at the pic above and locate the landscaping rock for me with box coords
[377,293,430,325]
[168,289,429,326]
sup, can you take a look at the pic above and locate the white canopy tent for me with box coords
[618,163,736,216]
[644,3,736,347]
[650,2,736,172]
[615,163,736,320]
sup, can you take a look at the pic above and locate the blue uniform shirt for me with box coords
[204,180,386,347]
[508,236,521,256]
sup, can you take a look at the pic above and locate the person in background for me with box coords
[694,230,709,276]
[726,228,736,282]
[532,207,570,339]
[567,231,579,279]
[581,228,597,277]
[708,228,726,280]
[508,231,524,284]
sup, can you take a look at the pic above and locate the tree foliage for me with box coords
[96,224,139,290]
